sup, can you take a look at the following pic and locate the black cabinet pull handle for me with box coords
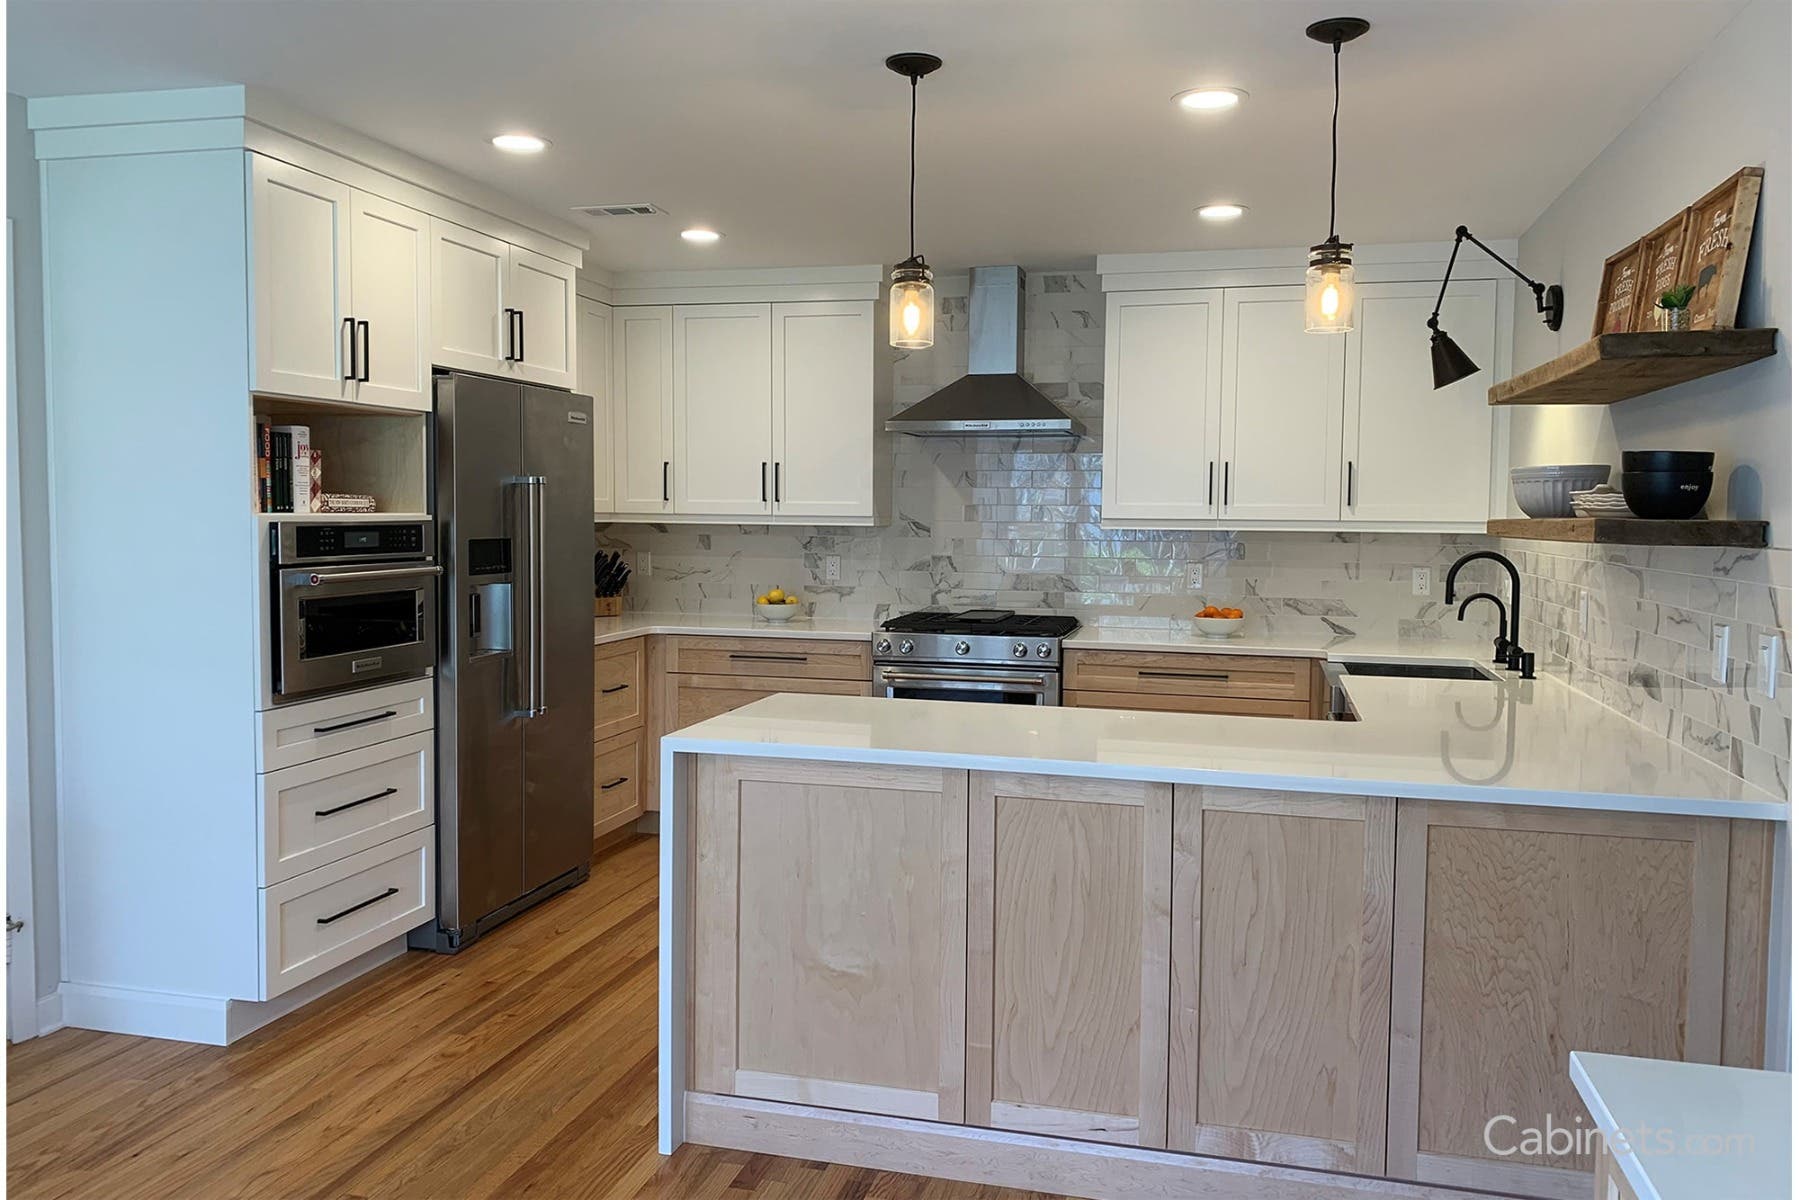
[762,462,769,503]
[728,652,807,663]
[312,710,397,735]
[1207,461,1215,507]
[600,683,628,694]
[1223,461,1231,508]
[774,462,782,503]
[503,307,518,360]
[357,320,371,382]
[600,776,630,790]
[343,317,357,381]
[1139,669,1231,681]
[316,887,400,926]
[663,461,670,503]
[1346,460,1355,508]
[315,787,398,818]
[515,309,525,361]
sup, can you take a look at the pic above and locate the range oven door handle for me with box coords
[878,669,1049,689]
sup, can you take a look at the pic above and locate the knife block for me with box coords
[594,595,623,617]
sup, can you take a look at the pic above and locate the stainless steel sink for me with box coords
[1336,661,1500,681]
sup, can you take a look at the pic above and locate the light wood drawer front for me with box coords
[594,640,646,740]
[259,826,434,999]
[1065,691,1312,720]
[593,728,644,837]
[1065,650,1310,703]
[259,731,434,885]
[668,636,871,681]
[259,678,434,773]
[671,673,870,731]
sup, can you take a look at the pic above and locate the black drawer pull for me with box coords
[727,653,807,663]
[312,710,398,735]
[600,776,630,790]
[600,683,629,694]
[1139,670,1230,681]
[316,887,399,926]
[315,787,398,818]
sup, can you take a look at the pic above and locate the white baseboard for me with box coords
[61,937,408,1046]
[35,988,63,1036]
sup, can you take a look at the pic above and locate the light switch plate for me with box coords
[1412,568,1432,597]
[640,551,651,579]
[1186,564,1205,591]
[1578,589,1590,636]
[1712,623,1731,684]
[823,554,842,583]
[1759,632,1781,699]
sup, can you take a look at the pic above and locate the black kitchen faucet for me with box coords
[1445,551,1535,679]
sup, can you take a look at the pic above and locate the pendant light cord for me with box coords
[908,74,919,260]
[1328,39,1341,241]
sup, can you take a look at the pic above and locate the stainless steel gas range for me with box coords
[871,609,1081,706]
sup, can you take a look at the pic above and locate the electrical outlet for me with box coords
[1712,623,1731,684]
[1759,632,1782,699]
[1412,567,1432,597]
[1578,588,1590,636]
[823,554,842,583]
[639,551,651,579]
[1186,564,1205,591]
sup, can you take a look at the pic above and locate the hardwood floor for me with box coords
[7,836,1064,1200]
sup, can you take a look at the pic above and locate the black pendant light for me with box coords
[886,52,942,349]
[1304,17,1369,333]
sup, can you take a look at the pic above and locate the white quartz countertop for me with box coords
[1569,1052,1791,1200]
[594,613,873,645]
[660,668,1785,821]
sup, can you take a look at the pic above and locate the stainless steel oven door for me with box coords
[875,663,1059,706]
[273,562,441,703]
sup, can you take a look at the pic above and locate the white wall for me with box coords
[1510,0,1791,548]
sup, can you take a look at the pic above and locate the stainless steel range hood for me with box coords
[885,265,1085,437]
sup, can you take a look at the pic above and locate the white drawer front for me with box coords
[260,827,434,998]
[259,678,433,772]
[259,731,434,885]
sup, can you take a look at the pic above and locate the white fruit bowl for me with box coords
[1193,616,1245,638]
[756,600,800,622]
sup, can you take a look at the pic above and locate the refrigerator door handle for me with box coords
[510,475,548,716]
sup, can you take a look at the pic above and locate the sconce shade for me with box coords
[1430,328,1481,389]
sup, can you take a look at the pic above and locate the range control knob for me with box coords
[899,639,915,655]
[875,638,892,655]
[1012,642,1028,658]
[954,639,971,656]
[1036,643,1053,659]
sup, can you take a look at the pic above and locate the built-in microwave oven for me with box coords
[266,520,439,706]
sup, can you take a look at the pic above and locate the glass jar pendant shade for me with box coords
[886,53,942,349]
[1303,17,1369,334]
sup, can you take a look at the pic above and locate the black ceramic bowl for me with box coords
[1622,450,1715,472]
[1620,469,1713,519]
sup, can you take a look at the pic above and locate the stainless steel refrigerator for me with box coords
[411,371,595,952]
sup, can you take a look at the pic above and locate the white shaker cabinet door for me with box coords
[673,303,773,517]
[1101,290,1224,523]
[772,301,875,519]
[508,246,577,389]
[611,306,676,514]
[346,190,431,411]
[578,296,615,514]
[248,155,352,401]
[1218,287,1346,523]
[429,218,510,375]
[1343,279,1497,525]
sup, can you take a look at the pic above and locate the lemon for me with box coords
[767,587,785,603]
[785,595,799,605]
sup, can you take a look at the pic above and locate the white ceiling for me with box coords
[9,0,1746,273]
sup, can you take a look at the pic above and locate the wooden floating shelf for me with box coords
[1489,329,1778,406]
[1487,517,1768,548]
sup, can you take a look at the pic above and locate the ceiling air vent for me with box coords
[572,203,663,218]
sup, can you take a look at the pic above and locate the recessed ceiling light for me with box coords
[680,228,722,244]
[1173,88,1246,112]
[491,133,548,153]
[1197,203,1247,221]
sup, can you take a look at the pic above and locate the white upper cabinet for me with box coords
[771,301,876,519]
[611,306,676,514]
[577,297,615,514]
[346,191,431,411]
[673,304,774,516]
[430,219,510,376]
[1343,279,1497,525]
[1219,287,1345,523]
[508,246,577,389]
[249,156,352,402]
[1101,290,1223,523]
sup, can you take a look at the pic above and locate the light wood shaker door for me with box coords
[772,301,875,519]
[611,306,675,514]
[1218,287,1345,522]
[967,773,1172,1148]
[693,757,968,1123]
[249,155,351,401]
[593,638,645,741]
[429,218,510,375]
[591,728,643,838]
[347,190,431,411]
[1170,787,1393,1175]
[577,297,615,512]
[508,245,577,388]
[1388,801,1730,1200]
[674,303,773,516]
[1101,289,1223,523]
[1343,279,1496,524]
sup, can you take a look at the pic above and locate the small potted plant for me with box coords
[1656,284,1697,332]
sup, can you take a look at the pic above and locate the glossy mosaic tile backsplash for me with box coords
[1506,538,1792,798]
[598,270,1500,645]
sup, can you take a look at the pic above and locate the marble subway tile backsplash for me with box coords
[1507,538,1792,799]
[598,270,1500,646]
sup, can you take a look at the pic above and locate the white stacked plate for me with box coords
[1570,484,1632,517]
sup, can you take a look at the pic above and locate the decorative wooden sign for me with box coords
[1632,210,1691,332]
[1592,241,1645,336]
[1681,167,1763,330]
